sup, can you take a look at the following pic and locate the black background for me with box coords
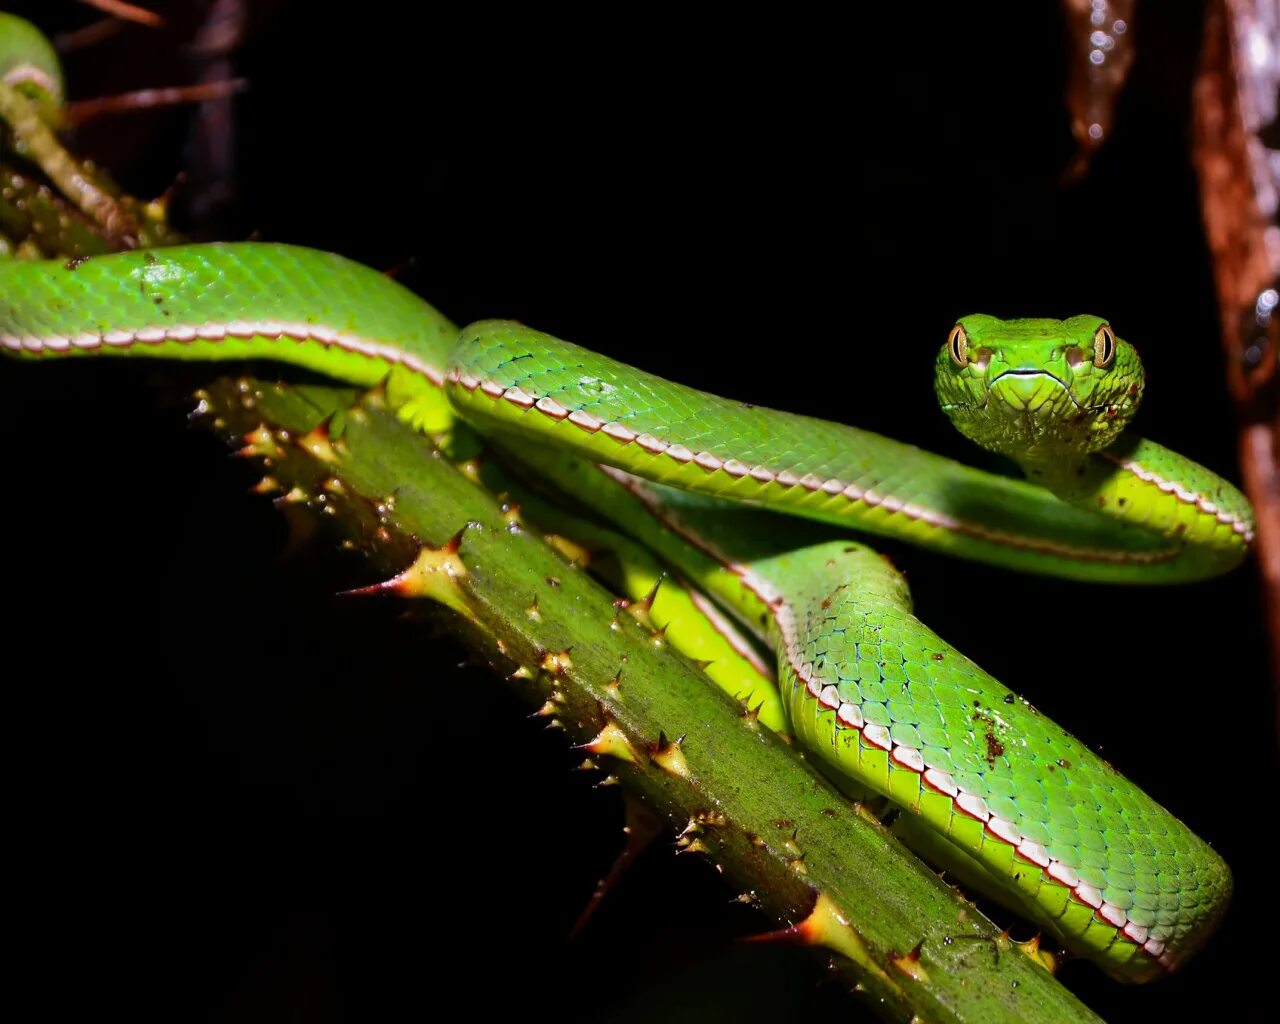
[1,2,1272,1020]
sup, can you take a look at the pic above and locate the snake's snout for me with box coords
[989,370,1069,413]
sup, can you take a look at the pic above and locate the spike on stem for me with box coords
[570,797,661,938]
[637,573,665,613]
[237,424,281,460]
[340,533,476,623]
[532,699,560,719]
[577,720,638,763]
[747,894,897,991]
[544,532,591,564]
[649,732,690,779]
[891,941,930,983]
[298,418,340,464]
[275,485,309,505]
[540,648,574,675]
[1016,934,1058,974]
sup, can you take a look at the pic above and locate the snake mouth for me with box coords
[991,368,1068,385]
[987,370,1084,413]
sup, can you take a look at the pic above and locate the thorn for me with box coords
[748,895,897,989]
[577,758,597,771]
[577,721,638,764]
[595,774,620,787]
[339,538,476,623]
[1015,933,1058,974]
[526,596,542,622]
[274,485,309,505]
[298,417,339,463]
[322,477,346,496]
[788,855,807,875]
[733,891,760,905]
[569,798,661,938]
[532,700,560,719]
[676,838,711,856]
[540,648,574,676]
[891,941,930,983]
[637,573,664,613]
[237,423,281,459]
[544,532,590,564]
[188,389,212,421]
[604,671,622,696]
[252,476,280,495]
[649,732,690,780]
[649,624,668,647]
[545,719,564,731]
[854,802,884,825]
[367,371,393,401]
[509,665,535,681]
[442,526,468,555]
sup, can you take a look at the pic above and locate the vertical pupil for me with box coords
[1097,328,1113,364]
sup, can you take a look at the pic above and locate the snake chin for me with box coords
[944,375,1129,464]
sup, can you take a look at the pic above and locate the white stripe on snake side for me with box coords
[2,321,445,387]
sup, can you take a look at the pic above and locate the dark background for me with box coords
[1,1,1271,1020]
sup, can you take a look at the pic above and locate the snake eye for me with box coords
[948,324,968,367]
[1093,324,1116,368]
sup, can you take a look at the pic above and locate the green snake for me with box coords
[0,12,1256,986]
[0,242,1254,984]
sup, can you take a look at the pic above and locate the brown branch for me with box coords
[1191,0,1280,729]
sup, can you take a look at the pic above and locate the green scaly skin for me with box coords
[0,243,1252,981]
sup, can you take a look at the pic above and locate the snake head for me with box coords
[933,314,1144,466]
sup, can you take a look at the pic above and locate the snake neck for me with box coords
[1016,431,1254,567]
[1015,451,1098,504]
